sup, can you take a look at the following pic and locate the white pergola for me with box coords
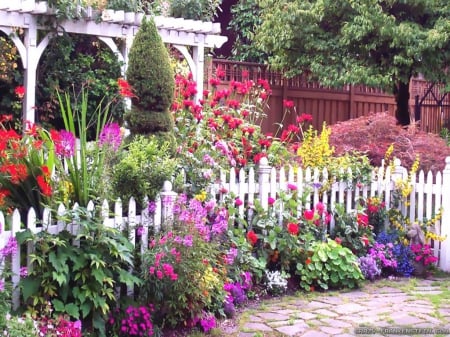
[0,1,227,124]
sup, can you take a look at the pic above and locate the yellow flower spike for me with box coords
[403,238,409,246]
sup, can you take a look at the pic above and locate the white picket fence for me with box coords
[1,157,450,308]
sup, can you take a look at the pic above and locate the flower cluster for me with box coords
[368,242,398,272]
[410,244,438,266]
[119,305,154,337]
[264,270,289,295]
[358,255,381,281]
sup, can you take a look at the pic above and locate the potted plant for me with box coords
[410,243,438,277]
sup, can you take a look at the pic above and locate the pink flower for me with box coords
[287,183,297,191]
[303,209,315,221]
[315,202,325,215]
[99,123,122,151]
[156,270,163,279]
[235,198,243,206]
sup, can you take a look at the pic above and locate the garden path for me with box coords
[224,277,450,337]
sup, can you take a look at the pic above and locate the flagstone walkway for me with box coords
[225,277,450,337]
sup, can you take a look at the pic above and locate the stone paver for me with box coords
[237,277,450,337]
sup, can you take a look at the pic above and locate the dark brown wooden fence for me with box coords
[411,78,450,134]
[205,59,444,135]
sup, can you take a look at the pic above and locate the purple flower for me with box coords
[202,154,216,166]
[19,267,28,277]
[99,123,122,151]
[183,235,193,247]
[136,226,144,237]
[224,247,238,265]
[200,313,216,333]
[0,236,18,257]
[148,201,157,214]
[0,279,4,292]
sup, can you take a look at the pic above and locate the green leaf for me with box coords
[317,249,327,262]
[65,303,80,319]
[20,277,41,301]
[80,302,92,319]
[91,268,106,285]
[52,299,65,313]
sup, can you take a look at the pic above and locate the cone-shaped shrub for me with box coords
[125,17,174,135]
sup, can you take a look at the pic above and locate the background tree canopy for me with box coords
[255,0,450,125]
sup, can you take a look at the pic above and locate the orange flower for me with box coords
[305,257,312,265]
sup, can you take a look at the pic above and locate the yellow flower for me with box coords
[194,190,207,202]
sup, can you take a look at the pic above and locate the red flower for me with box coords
[117,78,136,98]
[335,237,342,245]
[37,175,52,197]
[360,235,369,246]
[246,230,258,245]
[303,209,315,221]
[283,99,295,108]
[14,86,25,99]
[287,222,299,235]
[357,213,369,227]
[305,258,312,265]
[296,113,313,123]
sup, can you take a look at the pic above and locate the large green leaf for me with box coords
[20,277,41,301]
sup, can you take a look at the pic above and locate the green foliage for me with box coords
[1,314,39,337]
[111,135,178,208]
[56,88,121,206]
[256,0,450,124]
[331,203,375,257]
[228,0,267,63]
[141,228,227,328]
[440,127,450,146]
[169,0,222,21]
[17,207,142,336]
[327,151,373,187]
[298,239,364,291]
[37,34,123,139]
[0,33,23,122]
[126,17,174,136]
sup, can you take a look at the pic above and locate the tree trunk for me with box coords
[393,80,411,126]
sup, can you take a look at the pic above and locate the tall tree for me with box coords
[255,0,450,125]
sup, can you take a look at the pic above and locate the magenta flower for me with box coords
[268,197,276,205]
[51,129,75,158]
[287,183,297,191]
[99,123,122,151]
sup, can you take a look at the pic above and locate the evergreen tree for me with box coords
[125,17,174,135]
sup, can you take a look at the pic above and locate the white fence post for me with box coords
[257,157,271,210]
[160,181,177,229]
[439,157,450,271]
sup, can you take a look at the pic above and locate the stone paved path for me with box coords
[231,277,450,337]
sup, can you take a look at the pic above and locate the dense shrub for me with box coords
[125,17,174,136]
[111,135,178,210]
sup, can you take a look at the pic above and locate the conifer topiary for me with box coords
[125,17,175,135]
